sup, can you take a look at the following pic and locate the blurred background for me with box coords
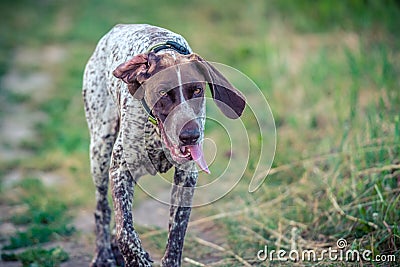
[0,0,399,266]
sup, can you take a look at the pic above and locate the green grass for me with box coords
[3,178,75,250]
[0,0,399,266]
[2,246,69,267]
[0,178,74,265]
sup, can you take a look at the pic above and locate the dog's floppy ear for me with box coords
[190,54,246,119]
[113,53,150,99]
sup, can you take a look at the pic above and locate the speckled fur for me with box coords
[83,24,197,267]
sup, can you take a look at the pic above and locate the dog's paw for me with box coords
[90,248,117,267]
[111,234,125,267]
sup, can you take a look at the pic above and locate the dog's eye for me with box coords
[193,87,202,95]
[159,90,167,97]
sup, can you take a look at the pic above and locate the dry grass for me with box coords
[0,0,399,266]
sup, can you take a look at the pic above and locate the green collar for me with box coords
[141,97,158,125]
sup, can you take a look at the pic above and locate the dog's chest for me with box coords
[144,121,173,173]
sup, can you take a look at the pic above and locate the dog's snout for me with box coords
[179,129,200,145]
[179,121,200,145]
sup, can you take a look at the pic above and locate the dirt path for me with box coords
[0,45,94,266]
[0,45,222,266]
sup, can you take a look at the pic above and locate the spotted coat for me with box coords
[83,24,197,267]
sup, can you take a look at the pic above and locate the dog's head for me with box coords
[113,52,245,172]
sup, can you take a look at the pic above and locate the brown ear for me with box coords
[190,54,246,119]
[113,54,149,99]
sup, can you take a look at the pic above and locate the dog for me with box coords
[83,24,245,267]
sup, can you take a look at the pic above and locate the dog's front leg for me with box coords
[110,155,153,267]
[161,167,198,267]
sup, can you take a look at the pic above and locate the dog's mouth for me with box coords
[158,121,210,174]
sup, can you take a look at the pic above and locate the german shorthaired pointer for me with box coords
[83,24,245,267]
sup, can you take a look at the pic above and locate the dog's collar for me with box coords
[147,40,190,55]
[141,98,158,125]
[142,41,191,125]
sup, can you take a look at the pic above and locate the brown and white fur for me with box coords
[83,24,245,267]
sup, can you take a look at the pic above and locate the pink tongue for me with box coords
[188,144,210,174]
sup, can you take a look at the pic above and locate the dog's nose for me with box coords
[179,128,200,145]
